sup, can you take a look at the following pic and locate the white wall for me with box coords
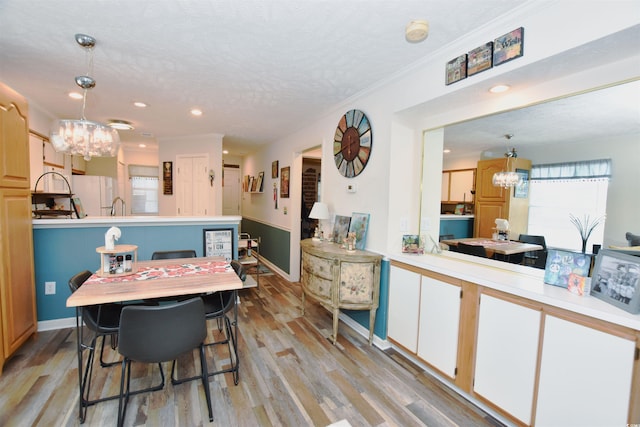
[243,1,639,279]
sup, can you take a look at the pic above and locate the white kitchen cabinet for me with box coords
[474,294,541,425]
[535,315,635,427]
[43,139,65,168]
[417,275,460,379]
[442,169,475,203]
[388,264,421,353]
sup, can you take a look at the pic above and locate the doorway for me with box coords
[301,156,321,239]
[223,166,241,215]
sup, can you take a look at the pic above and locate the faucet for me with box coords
[110,197,126,216]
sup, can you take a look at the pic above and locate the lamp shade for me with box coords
[308,202,330,220]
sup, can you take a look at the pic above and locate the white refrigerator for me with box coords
[71,176,116,217]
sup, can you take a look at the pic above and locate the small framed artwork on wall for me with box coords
[280,166,290,198]
[445,54,467,85]
[272,160,279,178]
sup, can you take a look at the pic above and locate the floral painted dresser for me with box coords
[300,239,381,345]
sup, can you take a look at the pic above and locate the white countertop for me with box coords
[33,215,242,229]
[390,250,640,332]
[440,214,474,219]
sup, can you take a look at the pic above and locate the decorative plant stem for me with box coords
[569,214,604,253]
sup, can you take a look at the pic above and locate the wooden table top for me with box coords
[66,257,243,307]
[441,237,544,256]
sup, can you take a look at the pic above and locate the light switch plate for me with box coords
[45,281,56,295]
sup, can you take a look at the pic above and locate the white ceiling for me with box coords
[0,0,530,155]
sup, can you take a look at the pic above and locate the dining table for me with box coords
[66,256,243,422]
[440,237,544,260]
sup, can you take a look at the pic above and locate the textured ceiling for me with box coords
[0,0,528,154]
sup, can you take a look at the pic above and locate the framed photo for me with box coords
[272,161,279,178]
[349,212,370,250]
[256,171,264,192]
[280,166,290,198]
[332,215,351,245]
[454,204,465,215]
[590,249,640,314]
[402,235,423,254]
[446,54,467,85]
[467,42,493,76]
[72,197,86,218]
[513,168,529,198]
[203,228,234,262]
[163,161,173,195]
[493,27,524,66]
[544,249,592,288]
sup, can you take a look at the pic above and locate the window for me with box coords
[528,159,610,251]
[128,165,159,214]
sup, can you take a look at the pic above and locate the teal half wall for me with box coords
[33,222,238,322]
[241,218,290,274]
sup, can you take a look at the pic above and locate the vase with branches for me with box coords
[569,214,605,253]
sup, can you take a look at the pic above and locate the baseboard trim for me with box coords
[38,317,76,331]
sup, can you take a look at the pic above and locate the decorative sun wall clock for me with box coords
[333,109,372,178]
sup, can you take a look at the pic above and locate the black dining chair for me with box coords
[117,297,213,426]
[457,242,488,258]
[519,234,547,268]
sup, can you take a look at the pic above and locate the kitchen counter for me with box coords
[440,214,474,219]
[33,215,242,228]
[390,250,640,331]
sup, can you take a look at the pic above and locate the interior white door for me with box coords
[223,167,241,215]
[176,154,209,215]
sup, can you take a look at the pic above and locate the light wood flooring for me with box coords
[0,273,505,427]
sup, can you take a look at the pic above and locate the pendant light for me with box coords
[50,34,120,161]
[492,135,522,188]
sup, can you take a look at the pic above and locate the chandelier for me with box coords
[492,139,522,188]
[50,34,119,161]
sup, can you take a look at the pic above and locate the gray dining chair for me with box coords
[117,297,213,426]
[457,242,488,258]
[519,234,547,268]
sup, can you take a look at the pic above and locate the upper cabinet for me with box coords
[474,157,531,238]
[442,169,475,203]
[0,83,30,189]
[71,155,86,174]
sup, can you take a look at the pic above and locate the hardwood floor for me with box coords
[0,273,504,427]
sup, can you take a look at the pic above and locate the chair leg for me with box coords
[206,314,239,384]
[117,359,130,427]
[99,334,121,367]
[200,344,214,422]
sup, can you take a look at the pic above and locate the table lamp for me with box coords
[309,202,330,240]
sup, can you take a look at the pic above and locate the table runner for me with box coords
[86,261,232,284]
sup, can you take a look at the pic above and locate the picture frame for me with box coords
[272,160,279,178]
[203,228,234,262]
[454,204,465,215]
[590,249,640,314]
[544,249,592,288]
[280,166,290,198]
[467,42,493,76]
[332,215,351,245]
[445,54,467,85]
[493,27,524,66]
[72,197,86,219]
[163,161,173,195]
[402,235,424,254]
[513,168,529,198]
[348,212,370,250]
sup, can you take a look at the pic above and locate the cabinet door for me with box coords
[417,276,460,378]
[449,169,475,202]
[474,202,505,238]
[441,172,450,202]
[535,315,635,426]
[0,85,30,189]
[475,159,506,202]
[43,140,65,168]
[387,266,420,353]
[474,294,540,425]
[0,189,36,356]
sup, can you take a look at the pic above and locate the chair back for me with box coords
[69,270,93,293]
[519,234,547,249]
[230,260,247,282]
[151,249,197,260]
[118,298,206,363]
[457,242,487,258]
[68,270,121,332]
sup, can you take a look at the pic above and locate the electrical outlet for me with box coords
[45,281,56,295]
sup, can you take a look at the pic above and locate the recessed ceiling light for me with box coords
[489,84,510,93]
[107,119,134,130]
[443,149,451,154]
[68,91,83,100]
[133,101,147,108]
[223,150,229,154]
[191,108,203,116]
[138,143,147,148]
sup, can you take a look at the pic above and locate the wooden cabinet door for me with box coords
[475,159,506,202]
[535,315,635,426]
[417,275,461,379]
[474,202,505,238]
[387,265,421,353]
[0,84,30,189]
[474,294,540,425]
[0,189,36,357]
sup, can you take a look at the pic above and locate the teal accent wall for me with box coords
[241,218,290,274]
[33,223,238,321]
[440,218,474,239]
[343,257,390,340]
